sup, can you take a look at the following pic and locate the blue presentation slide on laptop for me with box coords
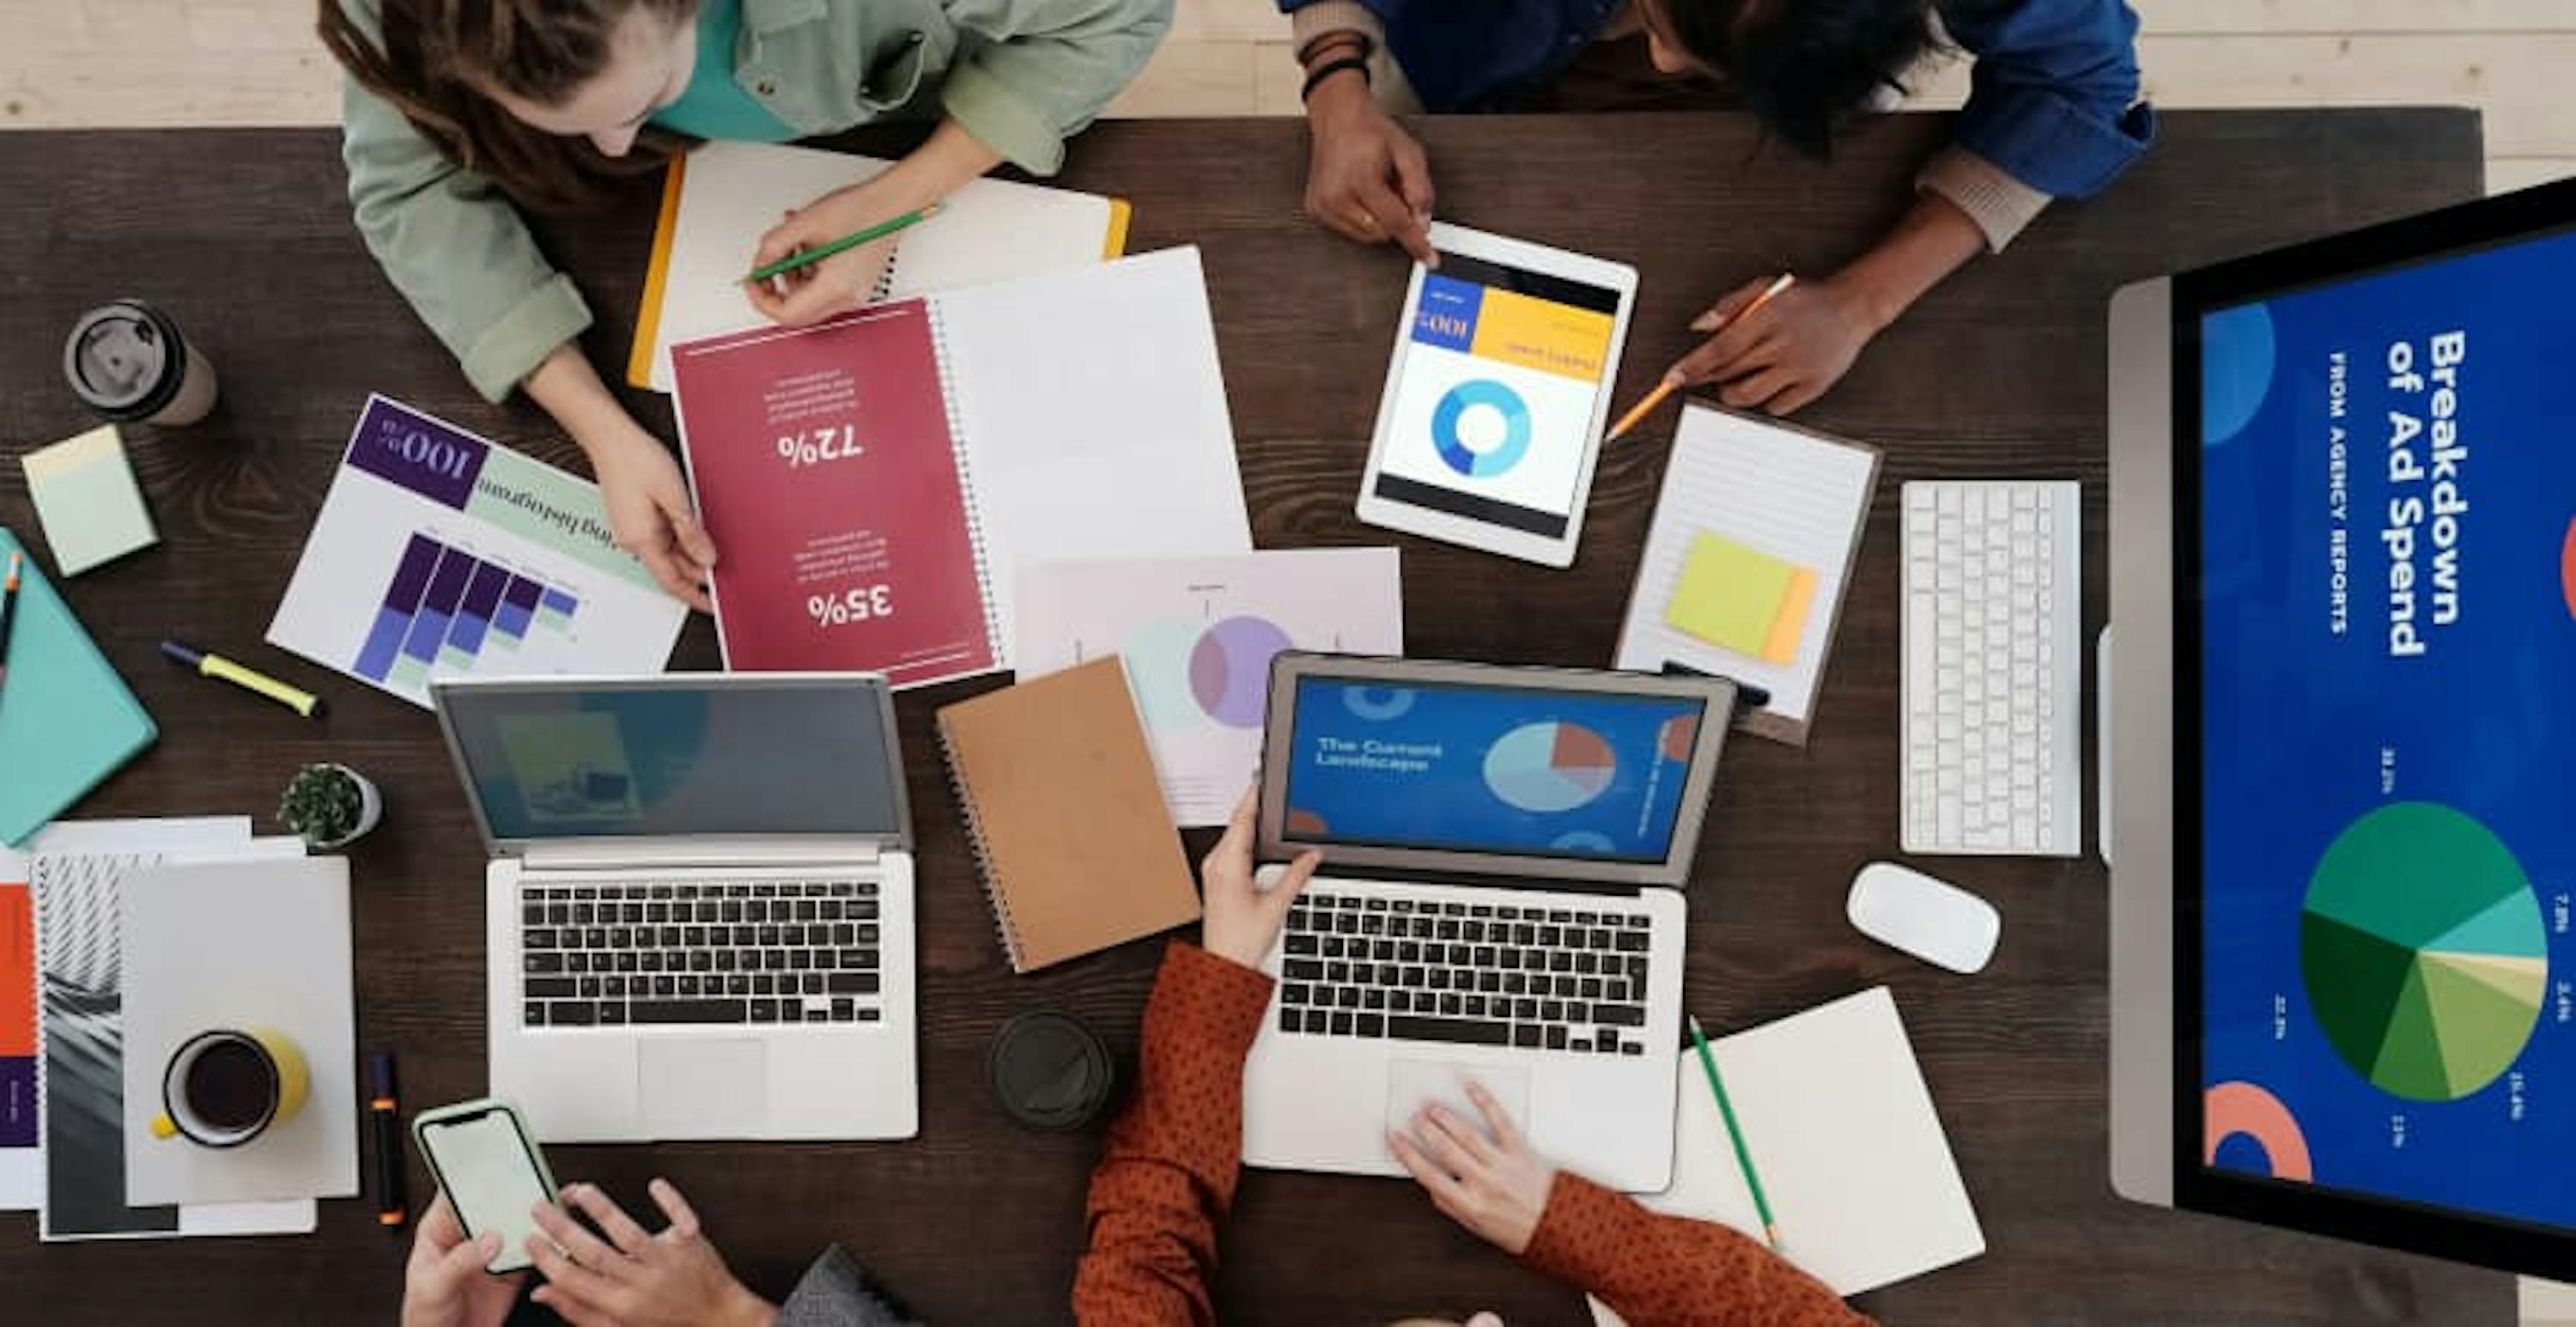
[2196,224,2576,1231]
[1284,679,1704,861]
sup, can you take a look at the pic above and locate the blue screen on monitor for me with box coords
[2196,222,2576,1231]
[1281,677,1707,862]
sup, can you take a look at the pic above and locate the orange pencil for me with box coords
[1605,272,1797,441]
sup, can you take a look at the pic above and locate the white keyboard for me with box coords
[1901,480,2083,856]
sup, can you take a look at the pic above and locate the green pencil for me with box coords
[1689,1014,1781,1251]
[739,201,945,285]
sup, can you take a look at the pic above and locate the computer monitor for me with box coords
[2108,176,2576,1276]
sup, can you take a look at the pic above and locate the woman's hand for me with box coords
[519,344,715,612]
[744,119,1003,327]
[742,180,911,328]
[1302,73,1437,265]
[400,1193,526,1327]
[1662,274,1884,417]
[1200,788,1321,970]
[1390,1080,1558,1256]
[525,1179,776,1327]
[587,423,717,612]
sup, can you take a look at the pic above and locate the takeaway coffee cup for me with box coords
[150,1026,309,1148]
[64,300,220,427]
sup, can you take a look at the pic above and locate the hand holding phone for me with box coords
[413,1098,559,1275]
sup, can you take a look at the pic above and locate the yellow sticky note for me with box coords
[1665,532,1814,662]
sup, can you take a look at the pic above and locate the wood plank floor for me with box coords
[2,2,2571,1322]
[3,0,2568,192]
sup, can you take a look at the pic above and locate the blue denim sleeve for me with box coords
[1940,0,2155,198]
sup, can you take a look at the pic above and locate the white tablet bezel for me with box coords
[1354,222,1638,568]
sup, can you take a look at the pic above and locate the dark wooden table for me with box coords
[0,108,2507,1324]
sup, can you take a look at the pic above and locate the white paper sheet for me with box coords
[1591,987,1983,1322]
[643,141,1120,392]
[121,855,355,1207]
[1014,550,1404,825]
[1613,405,1876,734]
[939,248,1255,661]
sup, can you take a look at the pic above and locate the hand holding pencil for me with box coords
[1607,274,1797,441]
[742,181,944,330]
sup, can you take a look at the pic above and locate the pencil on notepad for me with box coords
[739,202,944,285]
[1606,273,1797,442]
[1689,1014,1781,1251]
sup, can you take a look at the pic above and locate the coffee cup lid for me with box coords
[987,1012,1114,1131]
[65,301,185,421]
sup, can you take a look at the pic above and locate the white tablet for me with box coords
[1355,222,1638,567]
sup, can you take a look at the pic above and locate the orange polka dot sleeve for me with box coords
[1072,941,1275,1327]
[1521,1173,1874,1327]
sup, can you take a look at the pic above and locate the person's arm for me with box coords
[1070,942,1277,1325]
[1935,0,2154,242]
[1277,0,1435,262]
[1073,793,1321,1325]
[337,8,713,608]
[1522,1177,1871,1327]
[741,120,1005,327]
[1662,192,1987,416]
[939,0,1175,177]
[1391,1083,1869,1327]
[336,17,588,407]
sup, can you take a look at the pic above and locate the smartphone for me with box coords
[412,1098,560,1274]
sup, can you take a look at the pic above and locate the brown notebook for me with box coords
[935,656,1201,971]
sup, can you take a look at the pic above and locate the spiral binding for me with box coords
[869,246,902,303]
[927,304,1006,660]
[936,715,1025,971]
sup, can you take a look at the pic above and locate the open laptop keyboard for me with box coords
[1277,891,1658,1056]
[520,880,881,1029]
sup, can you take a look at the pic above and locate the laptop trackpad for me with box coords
[638,1039,767,1136]
[1385,1060,1532,1149]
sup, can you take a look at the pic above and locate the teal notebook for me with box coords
[0,526,156,844]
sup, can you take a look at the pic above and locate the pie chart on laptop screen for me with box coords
[1485,721,1617,813]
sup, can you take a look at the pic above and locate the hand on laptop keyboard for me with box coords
[1202,790,1322,970]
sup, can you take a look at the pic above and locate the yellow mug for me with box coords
[150,1026,309,1147]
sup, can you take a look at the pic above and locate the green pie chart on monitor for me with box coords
[2300,801,2549,1102]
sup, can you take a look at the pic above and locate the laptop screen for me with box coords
[1280,674,1710,865]
[442,680,903,841]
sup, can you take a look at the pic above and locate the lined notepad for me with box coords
[1591,988,1984,1322]
[1614,405,1878,745]
[631,141,1130,392]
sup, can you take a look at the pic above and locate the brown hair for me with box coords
[318,0,699,212]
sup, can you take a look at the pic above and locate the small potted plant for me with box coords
[279,762,382,850]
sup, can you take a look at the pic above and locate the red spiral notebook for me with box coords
[669,248,1252,686]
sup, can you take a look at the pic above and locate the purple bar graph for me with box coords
[399,547,475,665]
[494,575,543,641]
[444,561,511,657]
[354,534,443,681]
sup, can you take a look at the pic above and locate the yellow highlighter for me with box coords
[161,639,325,718]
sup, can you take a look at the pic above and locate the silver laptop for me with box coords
[431,673,916,1143]
[1243,655,1735,1192]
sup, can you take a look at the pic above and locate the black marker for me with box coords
[371,1052,407,1229]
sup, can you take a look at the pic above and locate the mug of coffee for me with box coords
[150,1027,309,1148]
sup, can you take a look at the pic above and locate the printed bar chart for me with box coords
[354,533,580,686]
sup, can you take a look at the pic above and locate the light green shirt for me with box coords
[337,0,1173,402]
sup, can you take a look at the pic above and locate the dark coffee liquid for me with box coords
[185,1040,276,1131]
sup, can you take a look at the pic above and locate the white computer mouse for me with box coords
[1846,861,2002,974]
